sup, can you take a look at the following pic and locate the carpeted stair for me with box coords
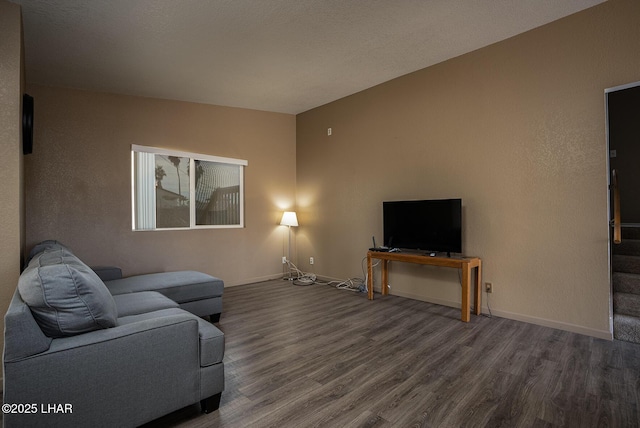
[613,228,640,343]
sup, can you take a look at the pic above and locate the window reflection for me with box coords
[155,155,190,228]
[195,161,241,226]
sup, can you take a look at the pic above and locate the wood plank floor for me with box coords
[147,279,640,427]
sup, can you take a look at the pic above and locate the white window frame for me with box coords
[131,144,248,231]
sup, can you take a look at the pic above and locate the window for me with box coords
[132,145,247,230]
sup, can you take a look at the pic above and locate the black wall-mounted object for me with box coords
[22,93,34,155]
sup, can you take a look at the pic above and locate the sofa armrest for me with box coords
[4,311,202,428]
[4,289,53,361]
[91,265,123,281]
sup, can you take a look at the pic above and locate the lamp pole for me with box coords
[280,211,298,280]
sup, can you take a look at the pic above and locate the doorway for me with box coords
[607,82,640,228]
[607,80,640,342]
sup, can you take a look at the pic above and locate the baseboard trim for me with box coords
[488,307,613,341]
[228,273,335,287]
[226,273,283,287]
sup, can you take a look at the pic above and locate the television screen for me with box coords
[383,199,462,254]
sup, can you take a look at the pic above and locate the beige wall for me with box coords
[296,0,640,338]
[25,85,297,285]
[0,0,24,356]
[16,0,640,340]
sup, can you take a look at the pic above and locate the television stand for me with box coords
[366,251,482,322]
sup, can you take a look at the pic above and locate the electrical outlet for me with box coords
[282,256,287,264]
[485,282,493,293]
[309,257,314,265]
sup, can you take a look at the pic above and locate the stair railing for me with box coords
[612,169,621,244]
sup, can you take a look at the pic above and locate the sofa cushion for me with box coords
[18,249,118,338]
[113,291,179,317]
[105,271,224,303]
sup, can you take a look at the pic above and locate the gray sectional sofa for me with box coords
[3,241,225,428]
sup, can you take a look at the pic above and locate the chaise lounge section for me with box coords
[102,270,224,323]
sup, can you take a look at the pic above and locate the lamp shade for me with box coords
[280,211,298,227]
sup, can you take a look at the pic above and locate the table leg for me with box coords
[474,261,482,315]
[381,260,389,296]
[367,253,374,300]
[461,263,471,322]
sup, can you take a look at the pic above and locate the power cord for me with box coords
[325,278,365,292]
[323,256,380,293]
[283,260,317,285]
[283,256,380,293]
[484,291,493,318]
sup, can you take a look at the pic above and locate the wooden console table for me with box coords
[366,251,482,322]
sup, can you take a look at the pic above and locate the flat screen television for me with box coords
[383,198,462,254]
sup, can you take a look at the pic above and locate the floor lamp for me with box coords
[280,211,298,280]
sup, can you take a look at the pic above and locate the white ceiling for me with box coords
[12,0,605,115]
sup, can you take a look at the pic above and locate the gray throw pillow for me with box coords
[18,249,118,338]
[26,240,71,264]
